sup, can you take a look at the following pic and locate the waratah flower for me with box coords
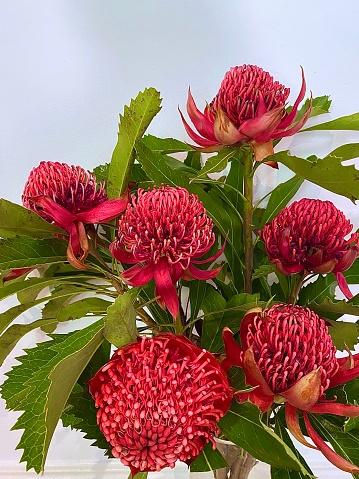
[179,64,312,164]
[110,185,224,318]
[222,304,359,474]
[89,333,233,475]
[261,198,359,299]
[22,161,129,269]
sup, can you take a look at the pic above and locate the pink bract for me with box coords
[261,198,359,299]
[110,185,224,318]
[22,161,129,269]
[222,304,359,474]
[179,64,312,165]
[89,333,233,475]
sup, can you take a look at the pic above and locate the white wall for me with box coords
[1,1,359,477]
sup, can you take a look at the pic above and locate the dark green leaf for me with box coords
[107,88,162,198]
[326,320,359,351]
[142,134,192,153]
[253,264,277,280]
[259,176,304,228]
[219,401,310,473]
[0,320,104,473]
[190,442,228,472]
[193,147,237,180]
[274,150,359,202]
[0,237,68,271]
[103,292,137,348]
[188,280,207,321]
[298,275,336,306]
[184,150,201,171]
[0,199,62,239]
[303,112,359,132]
[201,287,226,351]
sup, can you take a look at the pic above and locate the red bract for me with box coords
[179,65,311,164]
[110,185,224,318]
[22,161,129,269]
[89,333,233,475]
[222,304,359,474]
[261,198,359,299]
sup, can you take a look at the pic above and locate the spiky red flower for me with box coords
[22,161,128,269]
[222,304,359,474]
[110,185,224,318]
[179,65,312,164]
[89,333,233,475]
[261,198,359,299]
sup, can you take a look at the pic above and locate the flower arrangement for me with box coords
[1,64,359,479]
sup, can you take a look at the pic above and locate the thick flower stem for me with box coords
[243,151,254,294]
[288,272,306,305]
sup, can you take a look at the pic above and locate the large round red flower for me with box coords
[89,333,233,475]
[110,185,224,318]
[179,65,312,164]
[222,304,359,474]
[22,161,129,269]
[261,198,359,299]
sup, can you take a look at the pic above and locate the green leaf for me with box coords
[192,147,237,180]
[253,264,277,280]
[142,134,192,153]
[295,95,331,122]
[259,176,304,228]
[273,150,359,202]
[103,292,137,348]
[190,442,228,472]
[130,473,148,479]
[0,199,63,239]
[0,320,104,473]
[188,279,207,321]
[219,401,311,474]
[326,320,359,351]
[298,275,336,306]
[107,88,162,198]
[0,237,68,271]
[303,112,359,132]
[57,297,111,322]
[201,287,226,351]
[271,413,313,479]
[345,401,359,433]
[184,150,202,171]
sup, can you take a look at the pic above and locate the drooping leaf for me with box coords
[0,237,68,271]
[0,320,105,473]
[303,112,359,132]
[103,292,137,348]
[259,176,304,228]
[57,297,111,322]
[107,88,162,198]
[273,150,359,202]
[0,199,62,239]
[192,147,237,180]
[219,401,310,474]
[190,442,228,472]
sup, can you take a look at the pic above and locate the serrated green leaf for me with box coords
[107,88,162,198]
[0,237,68,271]
[0,199,63,239]
[303,112,359,132]
[219,402,310,474]
[57,297,111,322]
[253,264,277,280]
[326,320,359,351]
[142,134,192,153]
[295,95,331,123]
[259,176,304,228]
[103,292,137,348]
[0,320,104,473]
[192,147,237,180]
[190,442,228,472]
[273,150,359,202]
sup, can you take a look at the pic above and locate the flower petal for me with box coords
[192,239,226,263]
[281,368,322,410]
[334,271,353,300]
[109,241,138,264]
[309,402,359,417]
[186,88,217,141]
[242,347,274,412]
[77,191,129,223]
[185,262,221,280]
[29,195,75,229]
[277,66,307,130]
[121,263,154,287]
[214,108,244,145]
[153,257,179,319]
[303,411,359,473]
[221,327,244,372]
[285,403,316,449]
[2,267,34,284]
[272,95,312,139]
[239,106,284,142]
[333,246,359,272]
[179,107,220,148]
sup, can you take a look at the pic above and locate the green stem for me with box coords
[243,151,254,294]
[288,272,306,305]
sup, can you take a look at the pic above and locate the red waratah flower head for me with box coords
[179,65,312,165]
[261,198,359,299]
[22,161,129,269]
[89,333,233,475]
[222,304,359,474]
[109,185,224,318]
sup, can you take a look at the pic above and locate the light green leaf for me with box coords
[219,402,310,474]
[259,176,304,227]
[57,297,111,322]
[303,112,359,131]
[0,320,104,473]
[103,292,137,348]
[273,150,359,202]
[0,199,62,239]
[130,473,148,479]
[107,88,162,198]
[326,320,359,351]
[190,442,228,472]
[193,147,237,180]
[295,95,331,122]
[142,134,192,153]
[0,237,68,271]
